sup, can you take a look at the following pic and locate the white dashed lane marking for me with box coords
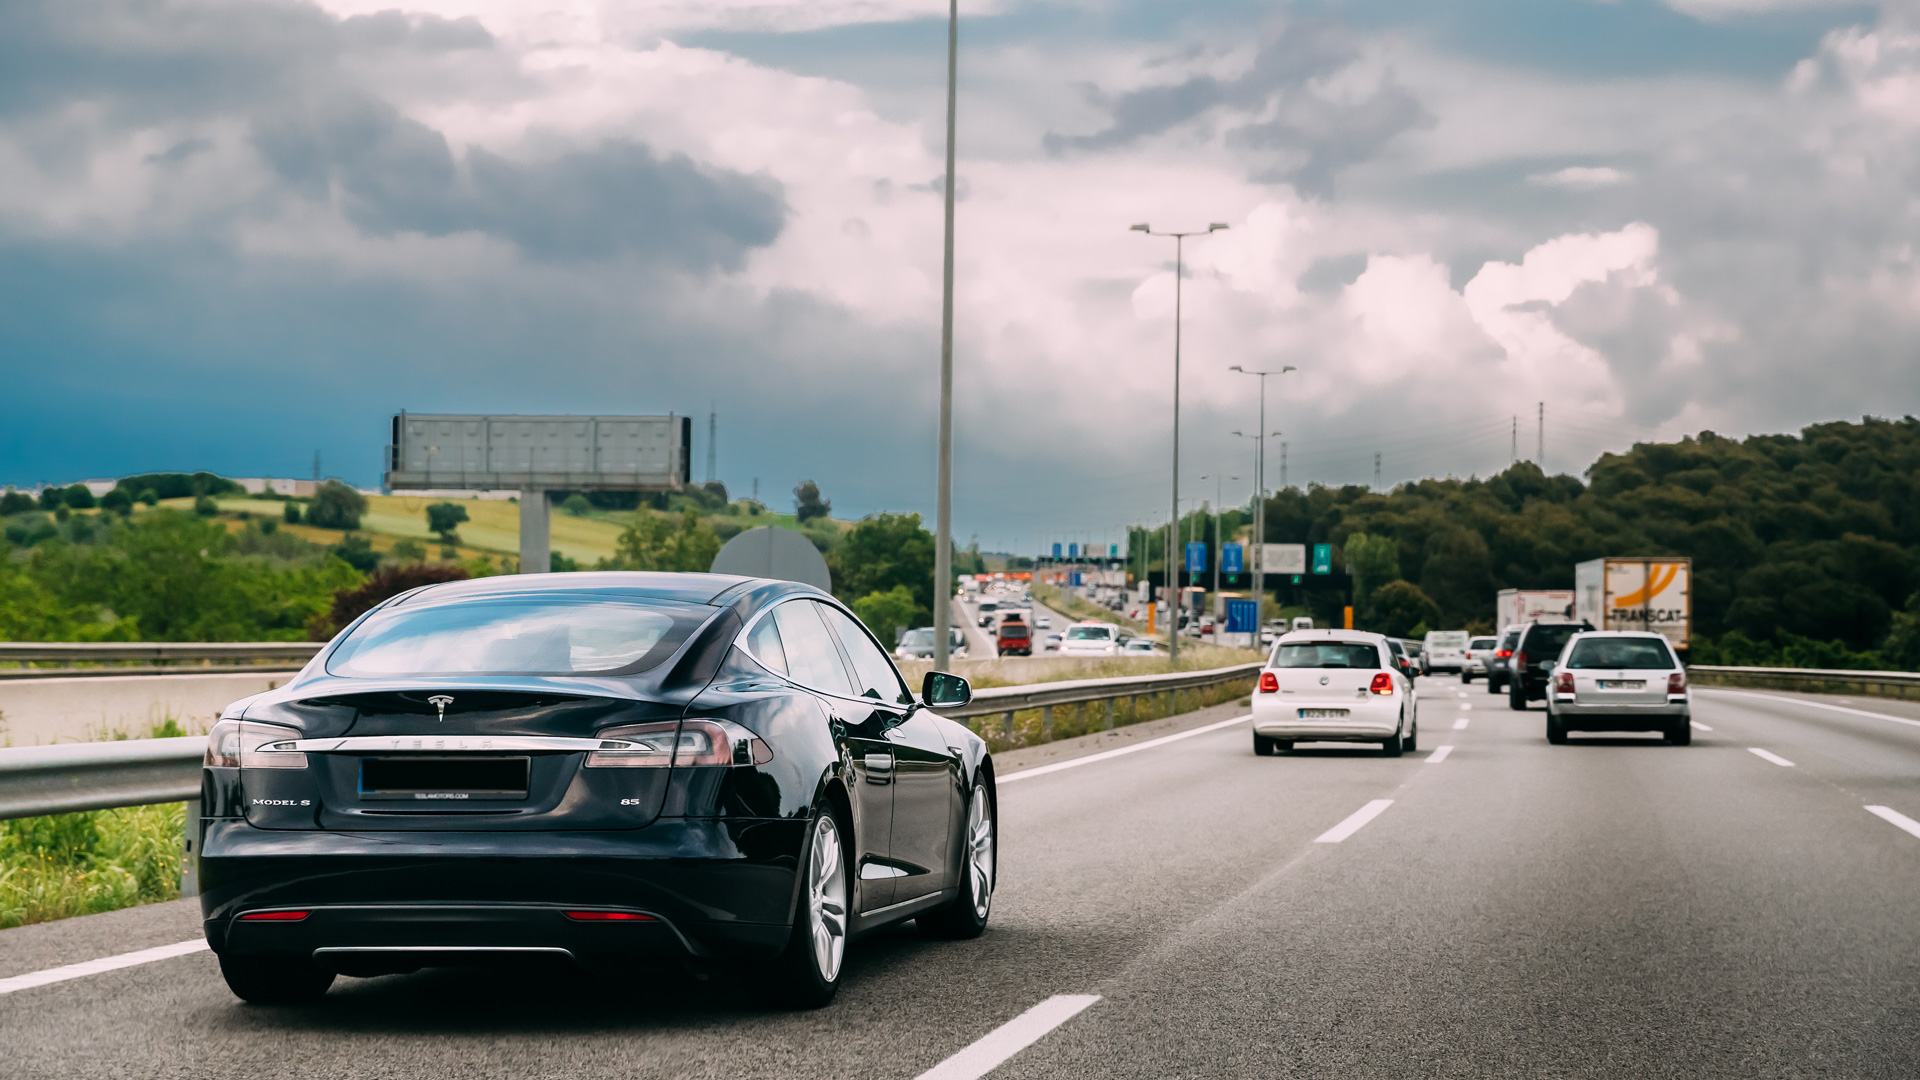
[1748,747,1796,767]
[914,995,1102,1080]
[1314,799,1395,843]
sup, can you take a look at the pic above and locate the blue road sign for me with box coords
[1312,543,1333,575]
[1222,544,1244,574]
[1226,598,1259,634]
[1069,542,1079,558]
[1070,572,1083,586]
[1051,543,1062,559]
[1185,542,1207,574]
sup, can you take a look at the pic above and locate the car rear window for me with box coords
[328,595,703,677]
[998,623,1029,639]
[1066,626,1112,641]
[1522,624,1580,657]
[1470,638,1496,650]
[1426,632,1469,648]
[1273,642,1381,669]
[1566,638,1675,670]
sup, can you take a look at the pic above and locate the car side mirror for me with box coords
[922,671,972,709]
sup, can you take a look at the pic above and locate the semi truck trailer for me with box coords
[1574,557,1692,653]
[1495,589,1576,629]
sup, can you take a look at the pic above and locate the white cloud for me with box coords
[1529,166,1630,188]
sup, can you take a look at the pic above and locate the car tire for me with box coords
[1509,684,1528,711]
[1402,720,1417,753]
[217,952,335,1005]
[753,806,850,1009]
[1462,672,1474,684]
[1488,676,1503,694]
[1665,720,1693,746]
[1546,712,1568,744]
[920,776,995,940]
[1381,724,1404,757]
[1253,734,1277,756]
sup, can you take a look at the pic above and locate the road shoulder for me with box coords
[992,697,1251,776]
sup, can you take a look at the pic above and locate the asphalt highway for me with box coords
[5,684,1920,1078]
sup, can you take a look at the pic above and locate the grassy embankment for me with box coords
[0,719,188,929]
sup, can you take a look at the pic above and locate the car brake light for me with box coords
[586,719,773,768]
[1494,649,1512,659]
[1669,671,1687,694]
[1369,673,1394,695]
[1258,671,1278,693]
[1555,671,1574,694]
[205,718,307,769]
[238,910,309,921]
[1514,651,1527,671]
[564,911,656,921]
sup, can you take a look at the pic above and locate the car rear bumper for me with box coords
[1251,697,1402,740]
[1550,700,1689,730]
[199,817,804,964]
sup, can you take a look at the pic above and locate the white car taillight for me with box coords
[586,719,773,768]
[1555,671,1574,695]
[205,718,307,769]
[1668,671,1687,695]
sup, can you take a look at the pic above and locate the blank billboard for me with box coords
[387,414,691,491]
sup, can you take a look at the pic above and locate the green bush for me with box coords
[137,488,159,507]
[100,489,133,515]
[0,490,35,515]
[559,494,593,517]
[192,495,218,516]
[63,484,95,509]
[389,537,426,561]
[427,501,469,540]
[284,501,301,524]
[306,480,366,530]
[853,584,919,648]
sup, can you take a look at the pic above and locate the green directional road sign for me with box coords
[1312,543,1332,575]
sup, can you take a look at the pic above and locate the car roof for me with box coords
[390,570,772,607]
[1569,630,1669,639]
[1275,630,1388,645]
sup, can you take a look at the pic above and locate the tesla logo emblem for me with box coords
[1319,676,1329,686]
[429,695,454,721]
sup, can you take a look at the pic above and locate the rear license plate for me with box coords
[1599,680,1646,690]
[359,756,530,800]
[1299,709,1349,719]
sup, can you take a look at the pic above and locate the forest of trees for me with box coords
[1235,417,1920,668]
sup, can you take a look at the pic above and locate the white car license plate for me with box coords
[1299,708,1349,719]
[1599,680,1646,690]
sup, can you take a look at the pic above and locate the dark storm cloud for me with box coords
[1043,19,1430,191]
[251,97,785,267]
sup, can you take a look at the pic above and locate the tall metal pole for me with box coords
[1169,232,1182,660]
[932,0,959,671]
[1254,376,1265,612]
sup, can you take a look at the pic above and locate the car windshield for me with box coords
[1274,642,1381,669]
[1566,637,1675,670]
[327,595,701,677]
[898,628,935,648]
[1065,626,1112,641]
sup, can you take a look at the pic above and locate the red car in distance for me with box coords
[997,617,1032,657]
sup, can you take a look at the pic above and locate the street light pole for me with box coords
[1230,364,1295,621]
[1132,221,1227,661]
[1200,474,1237,620]
[932,0,960,671]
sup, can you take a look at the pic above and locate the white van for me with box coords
[1420,630,1470,675]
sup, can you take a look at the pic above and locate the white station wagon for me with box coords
[1251,631,1419,756]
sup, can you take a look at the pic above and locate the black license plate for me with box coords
[359,756,530,801]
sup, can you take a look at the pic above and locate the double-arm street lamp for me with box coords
[1132,221,1228,661]
[932,0,961,669]
[1230,364,1296,616]
[1198,474,1238,615]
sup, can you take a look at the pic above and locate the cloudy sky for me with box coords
[2,0,1918,551]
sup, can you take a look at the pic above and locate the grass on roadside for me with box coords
[0,717,191,929]
[965,678,1255,754]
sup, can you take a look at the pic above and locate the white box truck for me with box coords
[1495,589,1576,629]
[1574,557,1691,652]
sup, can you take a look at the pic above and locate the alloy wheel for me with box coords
[807,814,848,982]
[965,787,996,919]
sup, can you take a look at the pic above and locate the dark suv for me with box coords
[1486,626,1522,694]
[1508,621,1589,709]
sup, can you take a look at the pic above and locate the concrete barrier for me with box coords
[0,673,292,746]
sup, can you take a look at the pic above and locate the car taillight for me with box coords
[1258,671,1278,693]
[1369,673,1394,695]
[564,911,656,921]
[204,718,307,769]
[1514,651,1527,670]
[586,719,772,768]
[1495,649,1512,659]
[1669,671,1687,694]
[1555,671,1574,694]
[238,910,309,921]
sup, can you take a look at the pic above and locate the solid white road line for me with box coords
[999,714,1252,785]
[1314,799,1395,843]
[1426,745,1453,764]
[1748,747,1796,767]
[1702,689,1920,729]
[1690,720,1713,731]
[914,994,1102,1080]
[1865,805,1920,840]
[0,938,207,996]
[1452,718,1469,730]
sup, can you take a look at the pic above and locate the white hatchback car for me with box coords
[1546,631,1692,745]
[1251,631,1419,756]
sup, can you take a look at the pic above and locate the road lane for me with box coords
[5,686,1920,1077]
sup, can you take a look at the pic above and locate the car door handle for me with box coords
[863,751,894,784]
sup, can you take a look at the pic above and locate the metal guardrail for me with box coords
[0,641,321,680]
[948,661,1264,719]
[1688,664,1920,699]
[0,737,205,820]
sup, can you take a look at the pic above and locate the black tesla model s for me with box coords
[198,572,994,1008]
